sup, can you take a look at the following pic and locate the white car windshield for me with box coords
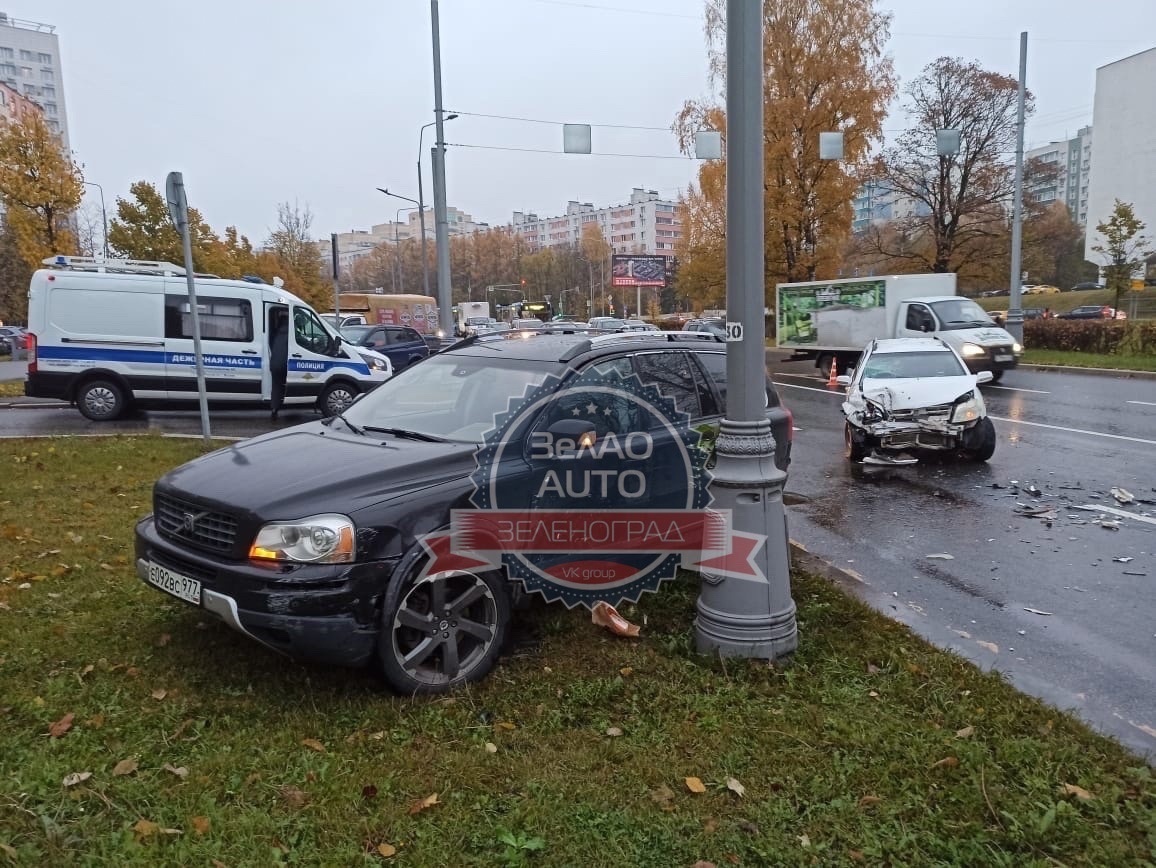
[862,351,967,379]
[341,354,552,443]
[930,299,994,329]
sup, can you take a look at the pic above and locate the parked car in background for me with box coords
[1024,285,1060,295]
[588,316,629,332]
[683,317,726,338]
[1055,305,1126,320]
[322,313,368,329]
[0,326,27,352]
[623,321,660,332]
[511,318,544,330]
[1069,282,1104,292]
[340,324,430,372]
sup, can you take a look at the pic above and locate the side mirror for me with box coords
[545,418,598,453]
[329,334,342,356]
[975,370,994,385]
[835,375,852,386]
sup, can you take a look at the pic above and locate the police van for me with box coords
[25,256,393,421]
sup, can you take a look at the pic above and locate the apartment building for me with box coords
[509,187,682,257]
[851,180,932,233]
[0,78,40,125]
[0,13,66,147]
[1026,126,1093,224]
[319,207,487,274]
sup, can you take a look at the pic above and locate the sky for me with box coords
[22,0,1156,245]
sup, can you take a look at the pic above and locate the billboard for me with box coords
[611,254,668,287]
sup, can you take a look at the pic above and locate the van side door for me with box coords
[163,289,262,403]
[287,305,366,404]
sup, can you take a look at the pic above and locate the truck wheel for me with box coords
[378,568,510,694]
[818,354,834,380]
[966,417,997,461]
[76,379,128,421]
[844,422,870,462]
[319,381,358,417]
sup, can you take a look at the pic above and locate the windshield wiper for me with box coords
[361,426,447,442]
[323,410,364,436]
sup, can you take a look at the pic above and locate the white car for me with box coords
[838,337,996,463]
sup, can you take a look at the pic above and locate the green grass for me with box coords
[1,437,1153,866]
[1021,349,1156,372]
[0,380,24,398]
[975,287,1156,317]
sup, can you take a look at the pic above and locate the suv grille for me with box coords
[155,492,238,553]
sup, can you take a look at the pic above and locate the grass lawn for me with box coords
[976,287,1156,318]
[1,437,1153,866]
[0,380,24,398]
[1021,349,1156,373]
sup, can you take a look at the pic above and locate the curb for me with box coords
[0,401,70,410]
[789,540,867,589]
[1017,363,1156,381]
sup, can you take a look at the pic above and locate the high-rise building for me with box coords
[0,13,67,147]
[317,207,486,276]
[1026,126,1093,225]
[509,188,682,257]
[0,78,41,126]
[850,180,931,234]
[1086,47,1156,263]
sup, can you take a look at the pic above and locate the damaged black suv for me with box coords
[135,330,793,693]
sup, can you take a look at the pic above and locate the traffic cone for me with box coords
[826,360,839,388]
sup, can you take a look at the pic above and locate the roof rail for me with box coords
[559,329,724,361]
[42,255,188,276]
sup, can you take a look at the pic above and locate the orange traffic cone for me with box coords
[826,360,839,388]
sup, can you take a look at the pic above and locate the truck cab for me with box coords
[897,296,1021,380]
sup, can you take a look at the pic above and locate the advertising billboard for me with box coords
[611,254,668,287]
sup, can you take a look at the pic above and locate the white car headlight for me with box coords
[358,352,388,373]
[951,390,981,423]
[250,514,355,563]
[960,343,986,358]
[1013,342,1023,354]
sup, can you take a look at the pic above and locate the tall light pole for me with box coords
[1006,31,1029,344]
[419,114,457,301]
[83,181,108,258]
[430,0,453,342]
[379,190,421,293]
[694,0,797,662]
[393,205,420,294]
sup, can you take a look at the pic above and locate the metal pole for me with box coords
[331,233,340,317]
[1006,31,1028,344]
[83,181,108,258]
[167,173,211,442]
[430,0,453,340]
[695,0,797,661]
[416,158,431,297]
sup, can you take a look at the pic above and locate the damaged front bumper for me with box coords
[851,416,971,451]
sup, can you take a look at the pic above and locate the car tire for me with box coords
[377,567,510,694]
[76,378,128,421]
[989,370,1004,384]
[966,417,997,462]
[319,381,358,417]
[844,422,870,462]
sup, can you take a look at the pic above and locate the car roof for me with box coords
[445,330,726,363]
[871,337,953,354]
[916,296,966,303]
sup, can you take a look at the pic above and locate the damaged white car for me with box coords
[838,337,997,464]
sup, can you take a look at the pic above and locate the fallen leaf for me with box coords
[85,713,105,729]
[125,666,141,678]
[932,756,960,769]
[703,818,719,834]
[361,784,378,799]
[1,843,17,860]
[849,850,866,862]
[685,776,707,794]
[377,843,397,858]
[62,771,92,787]
[605,726,624,737]
[495,721,516,731]
[866,663,881,675]
[484,742,498,754]
[798,833,811,848]
[650,785,676,809]
[955,725,975,739]
[408,792,439,815]
[191,815,210,836]
[857,795,882,809]
[300,738,326,753]
[619,666,634,677]
[132,819,160,841]
[112,757,139,777]
[1059,783,1094,801]
[725,777,745,798]
[278,786,309,809]
[79,664,94,677]
[150,689,167,701]
[162,763,189,779]
[868,690,880,698]
[48,712,74,738]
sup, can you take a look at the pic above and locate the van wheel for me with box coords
[818,355,834,380]
[966,417,997,461]
[378,569,510,694]
[76,379,127,421]
[320,382,358,417]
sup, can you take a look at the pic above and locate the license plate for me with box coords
[147,561,202,605]
[994,354,1013,362]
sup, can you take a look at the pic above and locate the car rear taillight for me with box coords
[26,332,36,373]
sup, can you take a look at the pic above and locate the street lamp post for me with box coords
[83,181,108,258]
[378,190,421,293]
[694,0,797,662]
[418,115,457,301]
[393,205,420,294]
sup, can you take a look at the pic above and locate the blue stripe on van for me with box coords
[38,345,371,375]
[289,359,371,375]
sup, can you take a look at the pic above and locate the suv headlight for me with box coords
[951,390,981,423]
[1013,342,1023,354]
[960,343,986,358]
[359,352,388,373]
[249,514,355,563]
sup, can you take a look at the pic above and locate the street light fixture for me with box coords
[392,205,420,294]
[82,181,109,258]
[417,114,458,300]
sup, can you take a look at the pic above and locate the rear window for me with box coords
[165,295,252,341]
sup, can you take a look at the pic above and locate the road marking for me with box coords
[774,381,844,396]
[986,385,1051,395]
[989,416,1156,447]
[1126,400,1156,407]
[1073,504,1156,527]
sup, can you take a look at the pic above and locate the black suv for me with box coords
[135,331,793,693]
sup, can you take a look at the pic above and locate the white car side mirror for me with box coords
[975,370,994,385]
[835,375,852,386]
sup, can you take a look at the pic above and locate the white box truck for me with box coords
[456,301,492,336]
[776,274,1022,382]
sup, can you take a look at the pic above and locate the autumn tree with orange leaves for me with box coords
[674,0,896,308]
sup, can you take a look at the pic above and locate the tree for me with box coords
[107,180,218,268]
[1092,200,1152,315]
[265,201,330,310]
[0,217,33,323]
[1022,202,1094,289]
[675,0,896,291]
[0,111,83,268]
[869,57,1032,275]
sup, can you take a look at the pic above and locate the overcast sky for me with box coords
[24,0,1156,244]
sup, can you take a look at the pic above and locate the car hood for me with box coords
[157,423,478,520]
[858,376,974,410]
[948,327,1015,345]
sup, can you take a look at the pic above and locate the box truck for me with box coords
[336,293,441,336]
[455,300,492,336]
[776,274,1022,382]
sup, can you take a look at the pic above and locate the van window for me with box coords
[293,306,332,354]
[165,296,252,341]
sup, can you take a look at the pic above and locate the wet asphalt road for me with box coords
[771,357,1156,756]
[3,360,1156,755]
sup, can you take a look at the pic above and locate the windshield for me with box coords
[594,318,626,330]
[342,354,554,443]
[341,325,373,342]
[862,350,967,380]
[929,299,994,329]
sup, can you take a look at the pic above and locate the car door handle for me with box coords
[242,350,258,354]
[291,353,302,358]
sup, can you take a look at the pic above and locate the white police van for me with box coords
[25,256,393,421]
